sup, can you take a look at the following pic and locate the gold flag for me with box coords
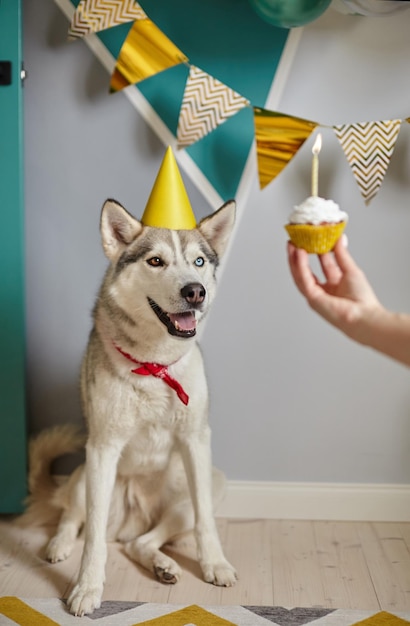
[110,19,188,92]
[253,107,318,189]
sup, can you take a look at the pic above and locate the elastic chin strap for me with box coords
[114,345,189,406]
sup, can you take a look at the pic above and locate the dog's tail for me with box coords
[18,424,86,526]
[28,424,85,498]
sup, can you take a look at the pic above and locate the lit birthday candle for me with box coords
[285,131,348,255]
[311,133,322,197]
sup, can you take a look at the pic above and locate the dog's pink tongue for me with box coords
[169,312,197,331]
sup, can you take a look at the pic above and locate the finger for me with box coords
[319,251,342,285]
[332,235,358,274]
[287,242,307,287]
[287,241,299,279]
[287,242,320,297]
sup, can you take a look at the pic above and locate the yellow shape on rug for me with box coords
[135,603,236,626]
[353,611,410,626]
[0,597,60,626]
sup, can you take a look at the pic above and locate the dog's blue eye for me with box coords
[194,257,205,267]
[147,257,164,267]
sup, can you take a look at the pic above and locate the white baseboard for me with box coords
[217,480,410,522]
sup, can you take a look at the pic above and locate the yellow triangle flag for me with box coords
[141,147,197,230]
[110,19,188,92]
[253,107,318,189]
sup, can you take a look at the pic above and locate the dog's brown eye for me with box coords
[147,257,164,267]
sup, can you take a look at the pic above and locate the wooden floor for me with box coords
[1,515,410,611]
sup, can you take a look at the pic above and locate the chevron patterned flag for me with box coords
[253,107,318,189]
[177,66,250,148]
[333,119,402,205]
[68,0,146,40]
[110,19,188,91]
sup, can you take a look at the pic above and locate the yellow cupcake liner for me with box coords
[285,221,347,254]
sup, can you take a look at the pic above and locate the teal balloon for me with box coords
[248,0,332,28]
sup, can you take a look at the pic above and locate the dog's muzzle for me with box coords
[148,282,206,339]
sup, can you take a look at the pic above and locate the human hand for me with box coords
[287,237,381,339]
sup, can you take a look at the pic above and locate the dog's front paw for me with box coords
[67,583,102,617]
[46,536,74,563]
[154,564,180,584]
[202,560,238,587]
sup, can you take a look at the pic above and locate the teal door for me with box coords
[0,0,27,513]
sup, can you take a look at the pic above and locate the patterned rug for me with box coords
[1,597,410,626]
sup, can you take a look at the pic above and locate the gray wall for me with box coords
[24,0,410,484]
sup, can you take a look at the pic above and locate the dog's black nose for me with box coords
[181,282,206,305]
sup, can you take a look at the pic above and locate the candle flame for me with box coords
[312,133,322,156]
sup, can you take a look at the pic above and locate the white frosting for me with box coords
[288,196,348,225]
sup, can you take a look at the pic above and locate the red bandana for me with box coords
[114,345,189,406]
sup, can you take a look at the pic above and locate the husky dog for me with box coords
[24,198,237,616]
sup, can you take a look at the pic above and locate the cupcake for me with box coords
[285,196,348,254]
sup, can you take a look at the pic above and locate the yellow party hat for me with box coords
[141,146,197,229]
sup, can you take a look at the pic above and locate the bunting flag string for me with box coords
[68,0,146,40]
[177,66,250,149]
[333,119,402,205]
[64,0,410,205]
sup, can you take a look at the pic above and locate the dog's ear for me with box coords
[197,200,236,259]
[100,199,143,261]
